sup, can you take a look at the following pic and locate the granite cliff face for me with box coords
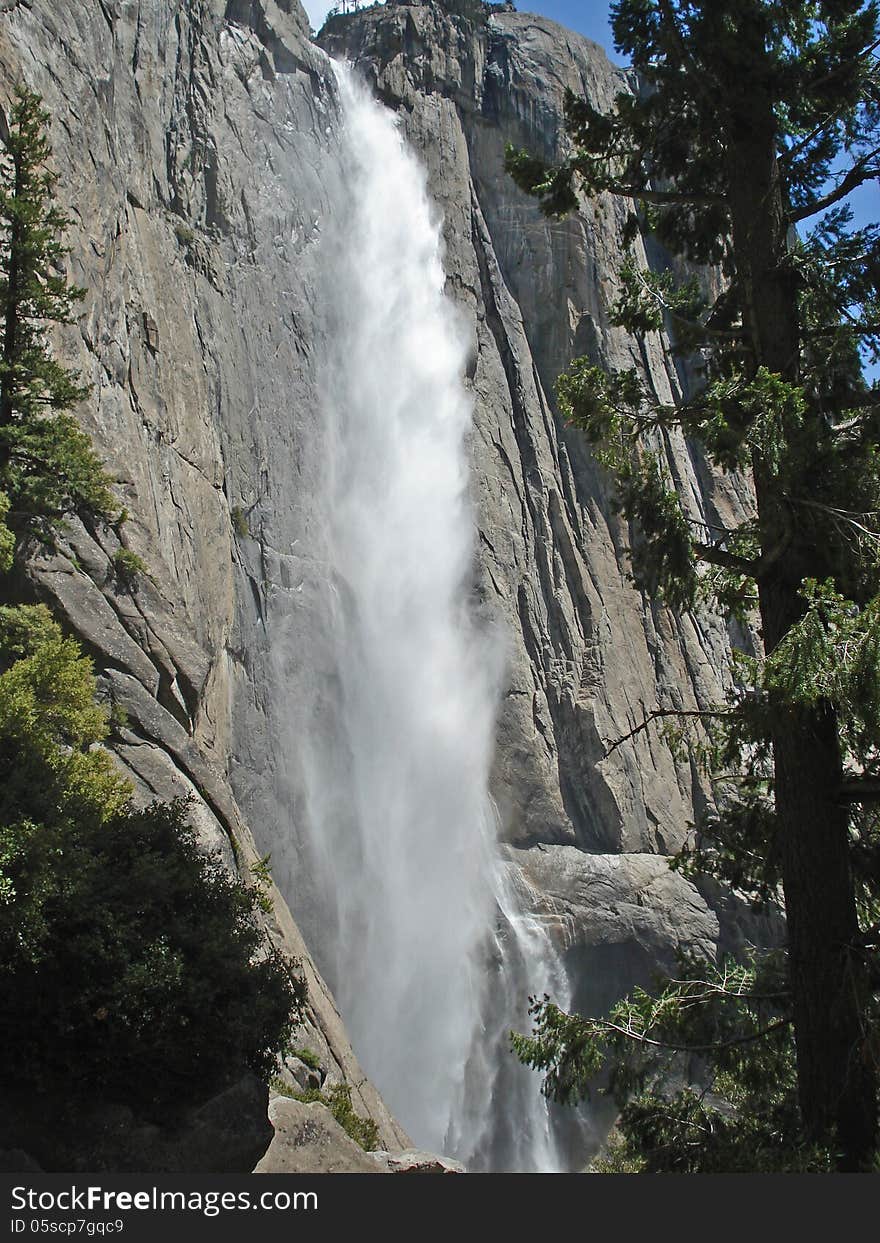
[319,3,761,1008]
[0,0,408,1155]
[0,0,758,1164]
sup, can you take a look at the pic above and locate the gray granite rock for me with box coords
[0,0,406,1155]
[369,1148,467,1174]
[320,3,756,973]
[254,1097,382,1174]
[0,0,763,1166]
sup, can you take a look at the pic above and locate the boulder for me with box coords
[370,1149,466,1174]
[254,1097,381,1174]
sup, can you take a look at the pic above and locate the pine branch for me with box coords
[804,34,880,95]
[781,101,853,169]
[781,45,880,170]
[655,0,720,106]
[790,149,880,223]
[605,704,735,756]
[626,267,746,342]
[596,182,727,209]
[693,540,758,575]
[787,496,880,551]
[594,1015,792,1054]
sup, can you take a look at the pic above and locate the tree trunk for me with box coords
[727,105,877,1168]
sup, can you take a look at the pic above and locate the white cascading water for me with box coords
[299,61,580,1170]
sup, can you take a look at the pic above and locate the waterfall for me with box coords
[292,61,580,1170]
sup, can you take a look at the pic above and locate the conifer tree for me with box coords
[0,93,301,1140]
[508,0,880,1170]
[0,85,114,540]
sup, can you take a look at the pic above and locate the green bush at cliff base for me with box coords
[271,1078,380,1152]
[0,611,303,1114]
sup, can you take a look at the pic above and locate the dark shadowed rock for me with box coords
[0,1149,43,1173]
[0,1076,272,1174]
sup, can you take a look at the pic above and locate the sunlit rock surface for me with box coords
[320,3,754,957]
[0,0,759,1167]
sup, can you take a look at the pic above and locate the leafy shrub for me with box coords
[291,1047,322,1072]
[0,798,303,1113]
[0,618,303,1115]
[112,547,149,589]
[272,1079,380,1151]
[231,505,250,539]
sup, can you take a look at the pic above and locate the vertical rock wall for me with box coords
[0,0,408,1150]
[320,4,762,1003]
[0,0,765,1158]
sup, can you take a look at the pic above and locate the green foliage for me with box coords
[249,853,275,916]
[230,505,250,539]
[509,0,880,1171]
[0,600,73,665]
[0,615,129,968]
[0,610,303,1113]
[112,546,149,589]
[291,1047,322,1072]
[0,87,115,535]
[764,580,880,736]
[513,954,845,1172]
[0,630,115,764]
[0,413,115,530]
[588,1128,647,1173]
[0,797,304,1111]
[0,492,13,572]
[273,1079,380,1151]
[609,260,708,350]
[173,221,195,247]
[505,144,580,218]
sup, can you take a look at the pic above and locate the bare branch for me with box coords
[606,704,734,756]
[628,267,746,342]
[601,183,728,209]
[787,496,880,554]
[594,1015,792,1054]
[790,150,880,223]
[693,540,758,575]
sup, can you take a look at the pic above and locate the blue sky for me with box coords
[508,1,616,52]
[304,1,877,371]
[303,2,616,48]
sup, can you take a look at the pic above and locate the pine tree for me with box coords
[0,85,114,540]
[508,0,880,1170]
[0,91,301,1152]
